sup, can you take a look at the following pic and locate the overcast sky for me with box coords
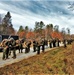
[0,0,74,34]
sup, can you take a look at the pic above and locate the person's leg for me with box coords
[19,46,20,53]
[37,46,40,54]
[9,48,11,55]
[2,49,6,60]
[6,48,9,59]
[12,49,16,59]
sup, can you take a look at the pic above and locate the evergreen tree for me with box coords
[46,24,53,39]
[54,25,59,32]
[25,26,29,32]
[0,11,15,35]
[66,28,70,34]
[39,21,45,30]
[2,11,11,26]
[18,25,24,32]
[34,21,40,32]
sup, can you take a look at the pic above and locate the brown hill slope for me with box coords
[0,45,74,75]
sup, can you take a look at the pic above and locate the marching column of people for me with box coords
[1,37,73,60]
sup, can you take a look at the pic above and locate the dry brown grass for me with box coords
[0,45,74,75]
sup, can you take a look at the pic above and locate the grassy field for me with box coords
[0,45,74,75]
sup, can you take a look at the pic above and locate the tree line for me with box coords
[0,11,73,40]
